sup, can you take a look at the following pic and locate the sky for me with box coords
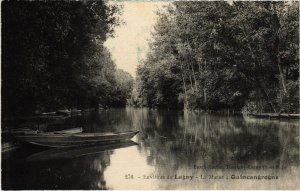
[104,2,169,78]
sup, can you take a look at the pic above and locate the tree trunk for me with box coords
[180,62,188,107]
[277,60,287,94]
[197,60,202,90]
[190,61,198,91]
[257,79,277,113]
[203,60,207,110]
[271,2,287,95]
[237,7,278,113]
[187,63,194,91]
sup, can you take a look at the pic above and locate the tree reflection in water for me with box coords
[2,108,299,190]
[132,109,299,177]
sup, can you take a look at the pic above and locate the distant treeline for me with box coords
[132,1,299,113]
[2,1,133,118]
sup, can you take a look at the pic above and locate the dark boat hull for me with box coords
[248,113,300,120]
[14,130,139,148]
[27,141,138,161]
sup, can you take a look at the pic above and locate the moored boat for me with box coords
[288,114,300,119]
[10,127,82,135]
[10,127,38,135]
[71,109,81,115]
[40,112,57,116]
[1,142,20,153]
[52,127,83,134]
[248,113,300,120]
[26,141,138,161]
[249,113,279,119]
[279,113,290,119]
[14,130,139,148]
[56,109,71,116]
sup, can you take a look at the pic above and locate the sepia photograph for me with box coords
[1,0,299,190]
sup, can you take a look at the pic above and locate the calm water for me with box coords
[2,108,300,189]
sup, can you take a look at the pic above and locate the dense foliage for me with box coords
[2,1,133,117]
[111,69,134,107]
[135,1,299,113]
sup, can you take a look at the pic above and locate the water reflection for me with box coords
[131,109,299,189]
[135,110,298,166]
[3,148,113,189]
[2,108,299,189]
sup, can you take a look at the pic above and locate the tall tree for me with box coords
[1,1,124,117]
[136,1,299,113]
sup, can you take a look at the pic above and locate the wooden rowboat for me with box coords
[1,142,20,153]
[40,112,57,116]
[14,130,139,148]
[10,127,38,135]
[56,109,71,116]
[248,113,300,120]
[11,127,82,135]
[51,127,83,134]
[288,114,300,119]
[27,141,138,161]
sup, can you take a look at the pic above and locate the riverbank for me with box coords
[248,113,300,120]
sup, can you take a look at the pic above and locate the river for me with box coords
[2,108,300,189]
